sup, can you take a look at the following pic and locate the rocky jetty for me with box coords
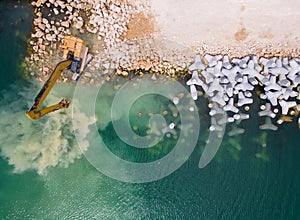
[25,0,300,131]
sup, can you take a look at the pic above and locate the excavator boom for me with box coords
[26,59,72,120]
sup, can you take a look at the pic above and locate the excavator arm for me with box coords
[26,59,72,120]
[26,36,91,120]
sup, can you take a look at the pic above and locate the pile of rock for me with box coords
[186,54,300,131]
[86,1,136,46]
[28,0,139,71]
[90,38,195,78]
[193,42,300,60]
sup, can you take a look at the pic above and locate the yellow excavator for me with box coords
[26,36,92,120]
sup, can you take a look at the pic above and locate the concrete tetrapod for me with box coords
[260,117,278,131]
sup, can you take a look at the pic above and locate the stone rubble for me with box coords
[96,38,195,78]
[26,0,140,82]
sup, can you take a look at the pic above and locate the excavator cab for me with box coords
[26,36,92,120]
[61,36,90,80]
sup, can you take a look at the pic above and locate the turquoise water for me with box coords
[1,1,300,219]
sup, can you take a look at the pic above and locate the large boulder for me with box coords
[75,20,84,29]
[61,21,70,28]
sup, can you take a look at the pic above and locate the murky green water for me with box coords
[0,1,300,219]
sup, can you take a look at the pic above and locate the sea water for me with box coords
[0,1,300,219]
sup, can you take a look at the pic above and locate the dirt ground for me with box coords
[133,0,300,56]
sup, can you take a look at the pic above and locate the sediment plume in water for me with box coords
[0,80,95,175]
